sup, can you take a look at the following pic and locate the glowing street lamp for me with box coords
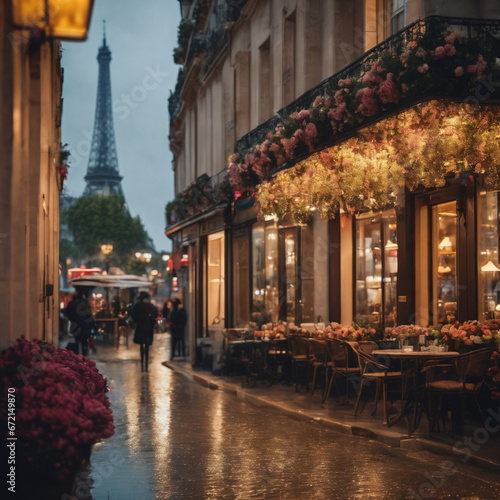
[100,243,113,275]
[11,0,95,41]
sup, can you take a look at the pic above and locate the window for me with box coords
[233,228,250,326]
[206,232,225,328]
[432,202,457,325]
[252,222,278,325]
[283,10,296,104]
[356,210,398,329]
[391,0,406,34]
[258,38,272,123]
[478,191,500,321]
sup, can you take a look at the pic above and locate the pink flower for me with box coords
[415,47,426,58]
[329,101,347,122]
[304,122,318,152]
[454,66,464,77]
[296,109,310,121]
[362,61,384,85]
[356,87,378,116]
[444,44,456,56]
[417,63,429,73]
[379,73,399,104]
[445,32,462,45]
[433,46,446,59]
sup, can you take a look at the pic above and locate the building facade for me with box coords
[167,0,500,365]
[0,2,92,350]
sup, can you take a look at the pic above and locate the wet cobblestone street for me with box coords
[86,334,500,499]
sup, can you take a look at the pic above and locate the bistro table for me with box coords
[225,338,273,385]
[372,349,459,434]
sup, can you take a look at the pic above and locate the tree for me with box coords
[65,195,150,267]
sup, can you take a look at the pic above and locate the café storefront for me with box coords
[167,16,500,357]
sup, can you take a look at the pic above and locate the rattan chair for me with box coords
[308,339,335,402]
[289,335,313,392]
[325,340,361,403]
[353,348,405,425]
[425,347,494,435]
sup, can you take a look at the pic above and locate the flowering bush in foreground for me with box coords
[0,338,114,481]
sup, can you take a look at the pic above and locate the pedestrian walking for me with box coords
[169,298,187,361]
[132,291,157,372]
[162,299,173,333]
[66,287,95,356]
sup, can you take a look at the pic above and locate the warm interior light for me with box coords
[438,236,453,249]
[11,0,95,41]
[385,239,398,250]
[481,260,500,272]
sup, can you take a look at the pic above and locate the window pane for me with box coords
[233,231,250,326]
[252,223,265,323]
[300,225,315,323]
[383,217,398,327]
[265,224,279,323]
[207,232,225,326]
[432,202,457,325]
[356,218,383,327]
[285,233,297,323]
[356,210,397,329]
[478,192,500,320]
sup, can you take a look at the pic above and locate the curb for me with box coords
[162,361,500,473]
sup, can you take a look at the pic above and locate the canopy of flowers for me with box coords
[228,17,500,208]
[0,338,115,481]
[256,101,500,224]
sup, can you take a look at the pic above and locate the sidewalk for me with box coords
[163,359,500,474]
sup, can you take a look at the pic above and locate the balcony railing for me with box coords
[165,170,231,228]
[234,16,500,167]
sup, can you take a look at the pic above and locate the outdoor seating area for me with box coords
[215,320,500,437]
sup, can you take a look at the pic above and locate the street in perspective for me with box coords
[84,334,500,500]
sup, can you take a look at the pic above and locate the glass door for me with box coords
[431,201,458,324]
[279,227,300,324]
[355,209,398,329]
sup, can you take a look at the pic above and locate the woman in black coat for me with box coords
[169,298,187,361]
[132,291,157,371]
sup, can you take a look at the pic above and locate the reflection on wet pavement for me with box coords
[87,334,500,500]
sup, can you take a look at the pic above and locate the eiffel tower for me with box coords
[83,22,124,197]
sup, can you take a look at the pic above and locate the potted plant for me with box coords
[0,338,115,498]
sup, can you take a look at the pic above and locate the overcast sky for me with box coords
[61,0,181,253]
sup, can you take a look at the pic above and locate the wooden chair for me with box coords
[425,347,494,435]
[221,329,252,383]
[308,339,334,402]
[289,335,313,392]
[353,348,406,425]
[325,340,361,403]
[265,338,291,385]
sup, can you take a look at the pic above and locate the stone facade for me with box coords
[0,3,64,349]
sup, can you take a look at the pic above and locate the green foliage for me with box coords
[60,143,71,164]
[65,195,149,261]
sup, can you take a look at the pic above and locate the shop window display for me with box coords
[478,191,500,320]
[432,201,457,325]
[356,210,398,329]
[252,222,278,325]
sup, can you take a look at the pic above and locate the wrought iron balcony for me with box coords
[234,16,500,167]
[165,170,231,228]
